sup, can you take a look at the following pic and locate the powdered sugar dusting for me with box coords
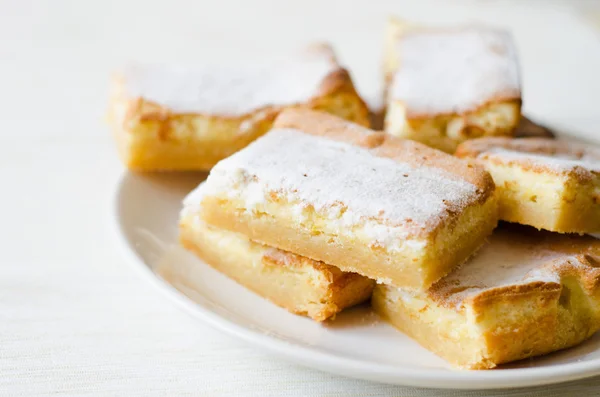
[122,50,338,116]
[204,128,479,237]
[440,235,561,290]
[391,27,521,116]
[486,148,600,176]
[430,228,599,309]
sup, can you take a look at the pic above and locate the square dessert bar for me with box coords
[199,109,498,289]
[383,18,522,153]
[108,44,369,171]
[373,224,600,369]
[456,137,600,233]
[180,185,374,321]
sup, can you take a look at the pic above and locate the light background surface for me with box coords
[2,0,600,395]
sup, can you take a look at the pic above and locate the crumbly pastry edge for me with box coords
[456,137,600,179]
[179,215,374,321]
[107,63,370,170]
[373,254,600,369]
[456,137,600,233]
[198,109,499,288]
[108,58,369,123]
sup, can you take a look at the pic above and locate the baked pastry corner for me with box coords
[180,185,374,321]
[456,137,600,233]
[108,44,369,171]
[373,225,600,369]
[383,18,522,153]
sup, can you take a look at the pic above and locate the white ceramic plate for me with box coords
[114,171,600,389]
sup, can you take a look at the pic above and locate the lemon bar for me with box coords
[108,44,369,171]
[373,224,600,369]
[383,17,522,153]
[179,185,374,321]
[198,109,497,289]
[456,137,600,233]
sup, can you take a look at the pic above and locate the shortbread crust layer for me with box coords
[383,18,522,153]
[199,109,497,289]
[180,212,374,321]
[457,137,600,233]
[373,224,600,369]
[108,44,369,171]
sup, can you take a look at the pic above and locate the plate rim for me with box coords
[113,172,600,390]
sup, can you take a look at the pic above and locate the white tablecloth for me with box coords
[3,0,600,395]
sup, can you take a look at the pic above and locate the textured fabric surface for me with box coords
[2,0,600,395]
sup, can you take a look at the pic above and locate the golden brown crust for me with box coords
[317,69,364,102]
[261,248,375,298]
[385,97,521,154]
[262,248,343,278]
[107,50,370,171]
[198,108,498,289]
[179,217,374,321]
[201,194,497,289]
[274,108,495,198]
[200,175,498,289]
[456,137,600,181]
[383,17,522,120]
[428,224,600,310]
[369,107,386,131]
[382,18,522,153]
[111,46,367,122]
[374,226,600,368]
[111,77,366,126]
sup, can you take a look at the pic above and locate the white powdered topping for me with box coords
[391,27,521,116]
[442,236,561,291]
[486,148,600,175]
[180,183,207,221]
[205,128,479,244]
[432,230,599,309]
[122,52,337,116]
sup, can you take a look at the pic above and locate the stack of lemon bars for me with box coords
[109,18,600,369]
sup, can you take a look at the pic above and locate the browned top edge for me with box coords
[273,108,495,198]
[429,224,600,312]
[455,137,600,179]
[109,43,364,122]
[261,245,367,288]
[468,253,600,315]
[385,21,522,120]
